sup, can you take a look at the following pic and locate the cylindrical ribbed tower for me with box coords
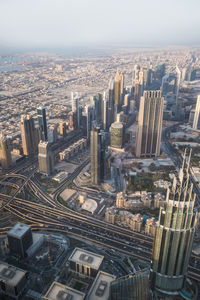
[151,150,197,294]
[110,122,124,149]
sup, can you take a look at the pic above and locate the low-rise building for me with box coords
[68,248,104,278]
[43,281,85,300]
[87,271,116,300]
[0,262,28,299]
[59,138,87,160]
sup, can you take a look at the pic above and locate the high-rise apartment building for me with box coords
[38,141,54,176]
[20,115,38,156]
[193,95,200,130]
[136,90,164,158]
[37,106,48,141]
[90,125,105,185]
[151,150,197,295]
[0,133,12,169]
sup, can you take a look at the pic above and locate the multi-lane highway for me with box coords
[0,172,200,282]
[1,132,200,283]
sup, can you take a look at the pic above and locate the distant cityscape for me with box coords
[0,46,200,300]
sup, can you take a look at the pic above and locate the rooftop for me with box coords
[87,271,116,300]
[43,281,85,300]
[69,248,104,270]
[0,262,27,286]
[8,223,31,239]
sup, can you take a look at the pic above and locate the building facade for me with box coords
[151,151,197,294]
[90,126,105,185]
[20,115,38,156]
[136,90,164,158]
[37,106,48,141]
[193,95,200,130]
[38,141,54,176]
[110,122,125,149]
[0,133,12,169]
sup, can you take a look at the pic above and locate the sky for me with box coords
[0,0,200,49]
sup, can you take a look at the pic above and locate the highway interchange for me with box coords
[0,136,200,283]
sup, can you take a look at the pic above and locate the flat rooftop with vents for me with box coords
[87,271,116,300]
[69,248,104,270]
[8,223,31,239]
[0,262,27,287]
[43,281,85,300]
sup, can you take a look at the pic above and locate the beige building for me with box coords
[20,115,38,156]
[116,192,126,208]
[145,217,157,237]
[0,133,12,169]
[136,90,164,158]
[141,191,152,208]
[118,211,143,232]
[154,193,166,208]
[105,207,116,224]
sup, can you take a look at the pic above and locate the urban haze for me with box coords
[0,1,200,300]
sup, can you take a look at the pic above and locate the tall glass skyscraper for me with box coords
[90,125,105,185]
[151,150,197,295]
[37,106,48,141]
[21,115,38,156]
[136,90,164,158]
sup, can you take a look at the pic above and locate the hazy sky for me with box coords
[0,0,200,48]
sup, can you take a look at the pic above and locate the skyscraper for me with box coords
[132,64,140,83]
[151,150,197,295]
[193,95,200,130]
[110,122,125,149]
[71,92,81,128]
[0,133,12,169]
[90,125,105,185]
[108,78,115,126]
[102,92,108,130]
[37,106,48,141]
[175,66,181,108]
[136,90,164,158]
[38,141,54,176]
[114,71,124,111]
[20,115,38,156]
